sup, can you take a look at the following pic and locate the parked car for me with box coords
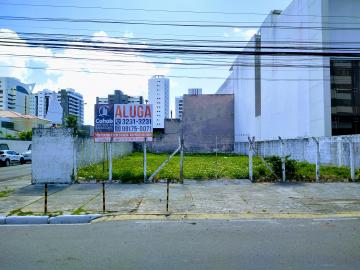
[0,143,9,150]
[22,144,32,163]
[0,150,25,166]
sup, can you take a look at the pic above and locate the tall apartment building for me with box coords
[96,90,143,105]
[217,0,360,141]
[148,75,170,129]
[31,89,63,124]
[58,88,84,125]
[188,88,202,95]
[0,77,35,115]
[175,96,183,119]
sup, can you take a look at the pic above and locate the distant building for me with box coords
[96,97,108,104]
[217,0,360,141]
[175,96,183,119]
[188,88,202,95]
[96,90,143,105]
[148,75,170,128]
[58,88,84,125]
[31,89,63,124]
[0,77,35,115]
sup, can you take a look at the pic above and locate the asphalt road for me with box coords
[0,218,359,270]
[0,164,31,182]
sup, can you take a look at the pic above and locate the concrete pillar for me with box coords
[337,137,343,167]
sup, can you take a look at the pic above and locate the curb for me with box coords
[49,214,102,224]
[0,214,102,225]
[93,212,360,223]
[5,216,49,225]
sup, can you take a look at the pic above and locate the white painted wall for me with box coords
[32,128,133,184]
[32,128,75,184]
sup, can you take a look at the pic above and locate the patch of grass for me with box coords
[77,152,357,183]
[0,188,13,198]
[72,207,91,215]
[8,208,38,216]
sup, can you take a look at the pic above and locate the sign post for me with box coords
[94,104,153,183]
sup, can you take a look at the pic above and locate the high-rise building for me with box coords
[58,88,84,125]
[175,96,183,119]
[0,77,35,115]
[96,90,143,105]
[148,75,170,129]
[31,89,52,118]
[188,88,202,95]
[31,89,63,124]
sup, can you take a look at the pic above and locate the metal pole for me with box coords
[103,142,105,173]
[166,179,170,212]
[44,183,48,214]
[348,138,355,181]
[279,137,286,182]
[102,182,106,213]
[180,137,184,183]
[108,140,113,182]
[248,137,254,182]
[144,137,147,183]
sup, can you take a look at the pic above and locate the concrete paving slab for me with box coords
[1,178,359,217]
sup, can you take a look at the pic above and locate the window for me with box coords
[331,60,360,135]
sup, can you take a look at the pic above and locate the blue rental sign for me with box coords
[94,104,153,142]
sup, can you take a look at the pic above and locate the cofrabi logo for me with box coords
[96,105,114,124]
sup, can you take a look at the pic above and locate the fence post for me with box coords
[44,183,48,214]
[337,137,343,167]
[312,137,320,182]
[144,137,147,183]
[180,137,184,183]
[348,137,355,181]
[279,137,286,182]
[73,139,77,182]
[166,179,170,212]
[102,182,106,213]
[248,137,255,182]
[103,143,106,173]
[108,140,113,182]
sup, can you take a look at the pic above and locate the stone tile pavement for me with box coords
[0,177,360,216]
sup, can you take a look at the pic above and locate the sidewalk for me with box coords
[1,177,360,218]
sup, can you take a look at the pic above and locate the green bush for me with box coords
[18,130,32,141]
[264,156,297,180]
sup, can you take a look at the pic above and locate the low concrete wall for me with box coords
[32,128,133,184]
[235,135,360,168]
[76,138,133,168]
[32,128,74,184]
[182,94,234,153]
[0,139,31,153]
[148,119,181,153]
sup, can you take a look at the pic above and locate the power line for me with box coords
[0,64,334,81]
[1,39,360,57]
[2,16,360,30]
[1,1,360,19]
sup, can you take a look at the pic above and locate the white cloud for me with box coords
[223,28,258,41]
[0,29,171,125]
[123,31,134,39]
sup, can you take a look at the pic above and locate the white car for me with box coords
[0,150,25,166]
[22,144,32,163]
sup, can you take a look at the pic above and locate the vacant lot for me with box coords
[77,152,359,183]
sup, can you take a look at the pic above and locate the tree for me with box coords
[64,115,79,136]
[18,130,32,141]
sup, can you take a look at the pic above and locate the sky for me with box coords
[0,0,293,124]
